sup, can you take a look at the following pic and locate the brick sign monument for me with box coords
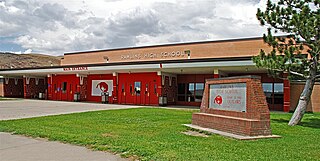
[185,75,279,139]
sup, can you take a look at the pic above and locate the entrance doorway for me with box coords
[262,83,284,111]
[118,73,160,105]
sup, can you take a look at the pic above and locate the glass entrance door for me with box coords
[134,81,141,104]
[144,83,150,105]
[262,83,284,111]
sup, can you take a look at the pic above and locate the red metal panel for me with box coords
[87,74,113,102]
[47,76,52,100]
[118,72,160,105]
[50,75,79,101]
[283,78,290,112]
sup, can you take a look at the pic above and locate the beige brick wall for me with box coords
[61,38,272,65]
[290,82,320,112]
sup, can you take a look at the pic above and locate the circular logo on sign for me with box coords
[96,82,108,92]
[214,95,223,105]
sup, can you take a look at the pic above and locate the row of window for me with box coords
[121,82,157,96]
[178,83,204,102]
[54,82,71,93]
[49,81,286,105]
[177,82,285,104]
[262,83,284,104]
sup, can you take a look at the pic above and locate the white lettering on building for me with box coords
[120,51,187,60]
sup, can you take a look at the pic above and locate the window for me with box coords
[274,83,284,104]
[121,84,124,93]
[134,82,141,96]
[274,83,284,93]
[145,84,148,93]
[262,83,284,105]
[178,83,204,102]
[187,83,195,102]
[0,78,3,83]
[130,84,133,94]
[262,83,273,104]
[195,83,204,102]
[178,83,186,101]
[62,82,67,93]
[154,84,157,94]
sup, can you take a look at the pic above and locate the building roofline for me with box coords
[64,36,266,55]
[0,56,253,72]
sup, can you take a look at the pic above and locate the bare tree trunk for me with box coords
[288,78,315,126]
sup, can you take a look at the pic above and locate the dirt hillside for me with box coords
[0,52,61,69]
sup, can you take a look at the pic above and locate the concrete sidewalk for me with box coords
[0,99,142,120]
[0,132,127,161]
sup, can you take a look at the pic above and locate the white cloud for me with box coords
[0,0,268,56]
[23,49,32,54]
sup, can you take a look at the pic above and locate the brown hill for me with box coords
[0,52,61,69]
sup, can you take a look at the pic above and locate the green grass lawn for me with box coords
[0,108,319,161]
[0,97,18,101]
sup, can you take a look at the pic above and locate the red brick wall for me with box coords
[24,78,47,99]
[162,76,177,105]
[80,77,88,101]
[4,78,23,98]
[192,76,271,136]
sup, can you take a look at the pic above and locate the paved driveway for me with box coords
[0,99,142,120]
[0,99,143,161]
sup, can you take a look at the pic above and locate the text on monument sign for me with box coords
[209,83,246,112]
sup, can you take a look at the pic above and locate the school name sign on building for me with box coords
[209,83,246,112]
[120,50,190,60]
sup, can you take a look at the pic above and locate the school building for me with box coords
[0,37,319,112]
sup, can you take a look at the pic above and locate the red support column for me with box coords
[214,69,219,78]
[47,75,52,100]
[112,72,118,104]
[23,77,28,99]
[283,75,291,112]
[157,71,163,103]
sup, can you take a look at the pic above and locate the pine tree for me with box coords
[254,0,319,125]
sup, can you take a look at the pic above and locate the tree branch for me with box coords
[263,67,308,78]
[313,75,320,79]
[289,70,308,78]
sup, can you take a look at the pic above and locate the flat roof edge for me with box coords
[0,56,253,72]
[64,37,265,55]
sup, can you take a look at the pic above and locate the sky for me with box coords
[0,0,268,56]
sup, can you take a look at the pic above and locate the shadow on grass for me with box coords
[299,118,320,128]
[271,118,320,128]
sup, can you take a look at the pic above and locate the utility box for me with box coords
[101,92,109,104]
[159,96,167,106]
[74,92,80,102]
[38,93,44,99]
